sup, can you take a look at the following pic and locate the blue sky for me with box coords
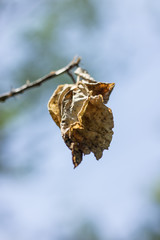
[0,0,160,239]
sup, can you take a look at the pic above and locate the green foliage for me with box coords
[71,222,101,240]
[153,182,160,205]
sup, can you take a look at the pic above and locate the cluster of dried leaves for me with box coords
[48,67,115,168]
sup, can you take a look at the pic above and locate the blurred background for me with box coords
[0,0,160,239]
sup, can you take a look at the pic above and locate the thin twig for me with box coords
[0,56,81,102]
[67,70,76,83]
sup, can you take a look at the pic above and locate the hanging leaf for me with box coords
[48,67,115,168]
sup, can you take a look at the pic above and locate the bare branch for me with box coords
[67,70,76,83]
[0,56,81,102]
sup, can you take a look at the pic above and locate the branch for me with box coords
[67,70,76,83]
[0,56,81,102]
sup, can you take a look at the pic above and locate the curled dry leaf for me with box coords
[48,68,115,168]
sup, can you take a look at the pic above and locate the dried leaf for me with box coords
[48,68,115,168]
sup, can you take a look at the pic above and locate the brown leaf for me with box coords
[48,68,115,168]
